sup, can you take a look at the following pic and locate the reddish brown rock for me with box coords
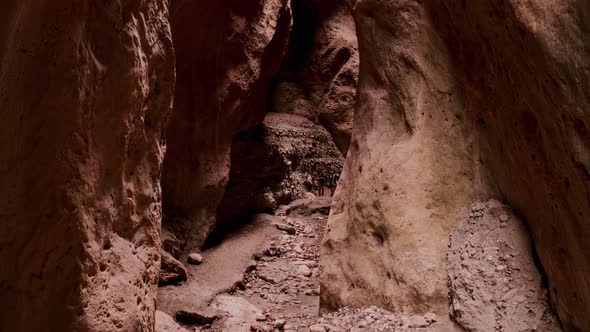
[271,0,358,153]
[160,250,188,286]
[215,113,343,228]
[427,2,590,330]
[321,0,480,318]
[162,0,293,252]
[321,0,589,331]
[448,201,561,331]
[0,0,174,331]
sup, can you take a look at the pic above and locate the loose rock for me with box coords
[187,253,204,265]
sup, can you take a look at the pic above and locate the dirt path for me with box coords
[231,197,331,331]
[158,214,282,317]
[157,196,454,332]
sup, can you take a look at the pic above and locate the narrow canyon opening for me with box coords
[157,0,358,330]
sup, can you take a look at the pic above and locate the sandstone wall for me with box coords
[321,0,484,316]
[321,0,589,330]
[426,2,590,330]
[0,0,175,331]
[162,0,292,252]
[271,0,358,154]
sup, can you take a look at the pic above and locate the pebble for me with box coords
[297,265,312,277]
[187,253,203,265]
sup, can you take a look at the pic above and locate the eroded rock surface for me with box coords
[162,0,293,253]
[0,1,174,331]
[160,250,188,286]
[156,311,190,332]
[321,0,480,317]
[272,0,358,153]
[427,2,590,330]
[321,1,589,330]
[449,201,561,331]
[216,113,343,227]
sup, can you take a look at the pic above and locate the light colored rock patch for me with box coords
[155,311,190,332]
[211,295,262,332]
[448,200,562,331]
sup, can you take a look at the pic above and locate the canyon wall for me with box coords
[429,2,590,330]
[321,0,482,317]
[161,0,292,252]
[0,0,175,331]
[271,0,358,153]
[321,0,589,331]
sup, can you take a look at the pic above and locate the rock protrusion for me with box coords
[448,200,562,331]
[160,250,188,286]
[216,113,343,229]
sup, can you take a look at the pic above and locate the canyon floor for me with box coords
[157,196,460,332]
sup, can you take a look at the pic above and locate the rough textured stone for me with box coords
[187,253,203,265]
[426,2,590,330]
[155,310,190,332]
[160,250,188,286]
[321,1,589,331]
[211,295,262,332]
[272,0,358,153]
[0,1,174,331]
[162,227,183,259]
[448,200,561,331]
[216,113,343,227]
[321,0,481,316]
[162,0,293,253]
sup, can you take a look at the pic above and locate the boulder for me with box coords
[211,295,262,332]
[187,253,204,265]
[155,311,190,332]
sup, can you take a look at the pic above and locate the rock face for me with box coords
[161,0,293,252]
[0,1,174,331]
[160,250,188,286]
[321,0,589,330]
[321,0,481,316]
[216,113,343,227]
[271,0,358,153]
[448,201,561,331]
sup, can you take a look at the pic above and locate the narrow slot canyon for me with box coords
[0,1,589,332]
